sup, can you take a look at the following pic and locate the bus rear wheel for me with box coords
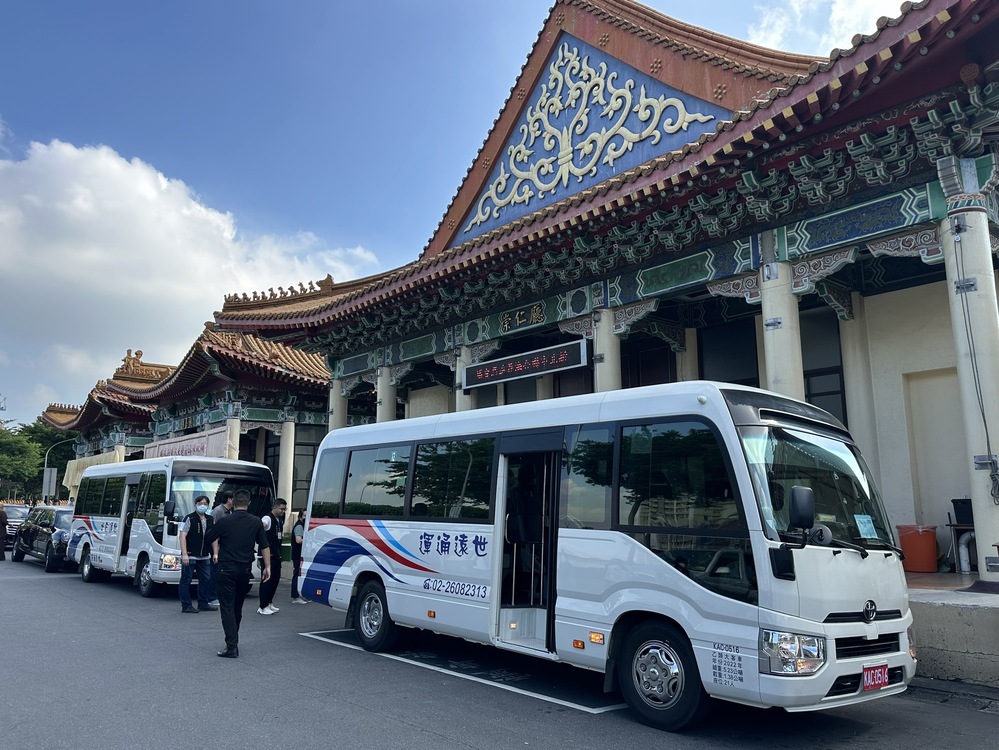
[355,580,399,652]
[617,621,710,732]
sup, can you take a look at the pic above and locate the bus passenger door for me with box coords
[496,438,561,653]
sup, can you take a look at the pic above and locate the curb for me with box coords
[909,675,999,702]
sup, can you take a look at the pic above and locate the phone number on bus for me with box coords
[423,578,488,599]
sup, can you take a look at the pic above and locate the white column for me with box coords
[328,378,348,430]
[593,308,622,393]
[938,174,999,581]
[760,262,805,399]
[225,417,241,460]
[376,367,397,422]
[278,418,295,506]
[455,346,474,412]
[839,294,881,476]
[536,374,554,400]
[677,328,699,381]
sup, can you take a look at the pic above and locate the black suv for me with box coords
[3,504,29,550]
[11,505,75,572]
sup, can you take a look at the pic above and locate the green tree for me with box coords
[0,425,42,489]
[18,421,80,500]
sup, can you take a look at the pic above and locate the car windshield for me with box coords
[54,510,73,532]
[740,425,895,549]
[4,506,29,520]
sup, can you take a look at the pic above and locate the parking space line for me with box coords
[301,630,627,715]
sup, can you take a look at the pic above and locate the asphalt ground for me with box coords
[3,557,998,750]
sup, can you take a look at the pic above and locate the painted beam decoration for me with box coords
[456,35,729,245]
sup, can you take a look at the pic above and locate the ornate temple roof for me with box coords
[197,0,995,355]
[40,349,171,431]
[106,326,330,403]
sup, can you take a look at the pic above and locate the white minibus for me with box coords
[301,381,916,730]
[69,456,275,596]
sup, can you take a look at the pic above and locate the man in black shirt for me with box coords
[205,489,271,658]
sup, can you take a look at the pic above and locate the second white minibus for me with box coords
[70,456,275,596]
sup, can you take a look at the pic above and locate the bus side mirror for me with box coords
[788,486,814,530]
[163,500,176,519]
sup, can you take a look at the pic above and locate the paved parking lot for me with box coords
[4,556,998,750]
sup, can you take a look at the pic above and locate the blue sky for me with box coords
[0,0,905,426]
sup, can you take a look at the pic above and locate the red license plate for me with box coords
[862,663,891,691]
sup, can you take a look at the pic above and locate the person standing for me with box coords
[257,498,287,615]
[207,492,234,608]
[178,495,217,613]
[290,509,308,604]
[205,489,270,658]
[212,492,234,522]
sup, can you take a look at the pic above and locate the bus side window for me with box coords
[144,473,168,533]
[75,479,90,514]
[311,450,347,519]
[411,437,494,520]
[81,478,106,516]
[561,424,613,529]
[103,476,125,516]
[343,445,409,517]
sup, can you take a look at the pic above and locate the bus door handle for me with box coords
[505,514,511,544]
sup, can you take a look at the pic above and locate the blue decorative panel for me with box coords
[454,34,730,246]
[786,187,931,257]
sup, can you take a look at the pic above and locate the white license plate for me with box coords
[862,663,891,691]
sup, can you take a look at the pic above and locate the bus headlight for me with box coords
[760,630,826,675]
[160,554,181,571]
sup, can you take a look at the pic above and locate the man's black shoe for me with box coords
[182,606,199,614]
[217,646,238,658]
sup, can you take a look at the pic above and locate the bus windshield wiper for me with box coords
[827,537,869,559]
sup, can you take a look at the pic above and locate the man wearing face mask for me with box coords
[178,494,217,614]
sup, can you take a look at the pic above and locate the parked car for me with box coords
[3,504,29,550]
[10,505,75,572]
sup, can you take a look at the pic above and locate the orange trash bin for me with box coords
[896,525,938,573]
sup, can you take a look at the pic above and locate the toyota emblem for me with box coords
[863,600,877,623]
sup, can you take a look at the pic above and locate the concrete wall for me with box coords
[910,591,999,689]
[407,385,453,419]
[862,281,962,556]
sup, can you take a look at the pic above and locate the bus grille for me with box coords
[824,609,902,624]
[835,633,900,659]
[826,667,905,697]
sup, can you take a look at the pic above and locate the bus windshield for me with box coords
[170,473,274,519]
[740,425,895,549]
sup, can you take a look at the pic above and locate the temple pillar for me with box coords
[593,308,622,393]
[328,378,348,431]
[937,155,999,581]
[225,416,241,460]
[278,417,295,507]
[376,367,396,422]
[760,260,805,400]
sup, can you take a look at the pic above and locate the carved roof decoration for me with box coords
[107,327,329,403]
[40,349,170,431]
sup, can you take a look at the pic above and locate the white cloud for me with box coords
[0,139,381,426]
[747,0,906,55]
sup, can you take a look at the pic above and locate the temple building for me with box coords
[44,0,999,577]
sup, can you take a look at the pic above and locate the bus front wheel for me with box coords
[354,580,399,652]
[81,549,102,583]
[617,621,710,732]
[137,558,163,598]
